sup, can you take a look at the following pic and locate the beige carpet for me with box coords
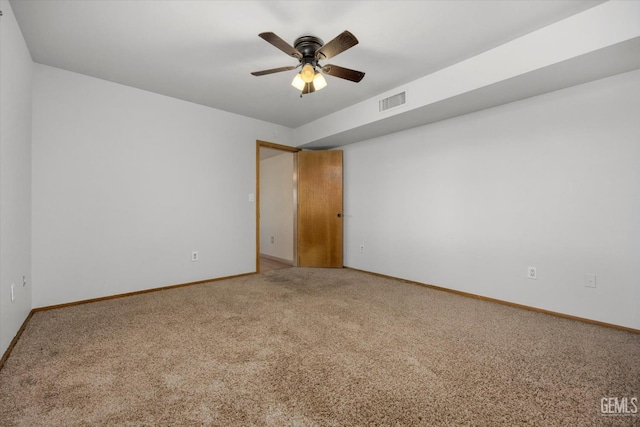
[0,268,638,426]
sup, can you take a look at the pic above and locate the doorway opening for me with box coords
[256,141,300,273]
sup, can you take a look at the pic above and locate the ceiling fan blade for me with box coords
[315,31,359,60]
[251,66,298,76]
[321,64,365,82]
[259,32,302,59]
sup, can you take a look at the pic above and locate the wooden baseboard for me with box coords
[0,272,256,371]
[259,253,294,265]
[0,310,34,372]
[347,267,640,335]
[32,272,255,313]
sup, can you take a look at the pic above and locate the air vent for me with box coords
[379,91,406,112]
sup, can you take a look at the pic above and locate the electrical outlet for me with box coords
[527,266,537,280]
[270,236,274,244]
[23,275,27,287]
[191,251,199,262]
[585,274,596,288]
[11,283,15,302]
[360,244,364,253]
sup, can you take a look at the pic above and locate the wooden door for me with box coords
[297,150,343,268]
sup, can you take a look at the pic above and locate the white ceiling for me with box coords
[10,0,605,129]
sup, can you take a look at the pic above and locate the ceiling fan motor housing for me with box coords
[294,35,324,66]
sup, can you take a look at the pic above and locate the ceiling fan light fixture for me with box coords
[253,31,364,95]
[291,73,305,91]
[300,63,315,83]
[313,72,327,91]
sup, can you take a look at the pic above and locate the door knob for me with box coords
[337,213,342,218]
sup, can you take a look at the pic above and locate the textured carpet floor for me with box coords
[0,268,638,426]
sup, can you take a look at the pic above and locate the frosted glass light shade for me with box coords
[313,72,327,90]
[301,64,315,83]
[291,73,305,90]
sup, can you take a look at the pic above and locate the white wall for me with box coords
[31,64,292,308]
[260,153,294,262]
[343,69,640,330]
[0,0,33,356]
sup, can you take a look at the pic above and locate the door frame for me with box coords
[256,140,301,272]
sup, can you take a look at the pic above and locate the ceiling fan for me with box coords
[251,31,365,96]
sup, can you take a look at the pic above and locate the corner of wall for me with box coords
[0,0,34,356]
